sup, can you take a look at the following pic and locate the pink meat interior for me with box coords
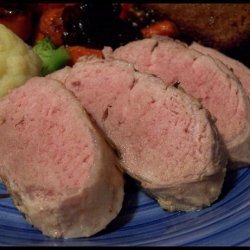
[0,78,94,200]
[64,59,215,186]
[191,42,250,97]
[111,38,248,144]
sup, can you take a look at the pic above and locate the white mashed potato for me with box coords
[0,24,41,97]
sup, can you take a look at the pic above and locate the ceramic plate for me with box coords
[0,2,250,247]
[0,166,249,246]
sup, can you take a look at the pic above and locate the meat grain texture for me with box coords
[105,37,250,168]
[0,77,124,238]
[48,57,227,212]
[190,42,250,97]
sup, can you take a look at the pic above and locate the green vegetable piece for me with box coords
[33,37,70,76]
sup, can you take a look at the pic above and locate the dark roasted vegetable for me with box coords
[62,2,142,49]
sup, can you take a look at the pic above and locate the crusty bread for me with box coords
[141,4,250,50]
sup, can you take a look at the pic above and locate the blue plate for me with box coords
[0,167,249,246]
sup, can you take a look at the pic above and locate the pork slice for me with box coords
[0,77,124,238]
[190,42,250,97]
[105,37,250,167]
[50,57,227,212]
[47,66,72,84]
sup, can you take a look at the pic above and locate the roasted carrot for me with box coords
[37,7,65,47]
[142,19,180,38]
[119,3,134,20]
[0,11,32,42]
[66,46,103,66]
[34,30,46,43]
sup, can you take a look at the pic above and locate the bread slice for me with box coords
[142,3,250,50]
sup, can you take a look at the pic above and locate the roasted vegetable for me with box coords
[0,5,32,42]
[36,6,65,47]
[33,37,70,76]
[62,3,142,49]
[142,19,179,38]
[66,46,103,66]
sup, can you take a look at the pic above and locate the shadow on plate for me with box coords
[95,174,140,236]
[216,166,239,202]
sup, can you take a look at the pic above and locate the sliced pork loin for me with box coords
[49,57,227,212]
[0,77,124,238]
[105,37,250,167]
[190,42,250,97]
[47,66,72,84]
